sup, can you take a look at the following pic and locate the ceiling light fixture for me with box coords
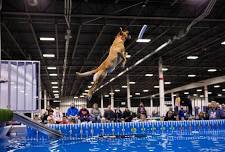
[214,85,220,88]
[126,54,131,58]
[49,73,57,76]
[184,92,189,95]
[51,82,58,84]
[53,90,59,93]
[43,54,55,58]
[164,82,171,85]
[74,96,78,99]
[114,89,120,92]
[145,74,153,77]
[47,67,57,70]
[104,95,109,97]
[136,39,151,43]
[218,94,222,97]
[162,68,168,71]
[188,74,196,77]
[143,90,149,92]
[52,86,58,89]
[187,56,198,60]
[221,41,225,45]
[208,69,217,72]
[129,82,136,84]
[197,89,202,92]
[154,85,159,88]
[122,85,127,88]
[40,37,55,41]
[135,92,140,95]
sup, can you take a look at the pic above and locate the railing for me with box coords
[26,120,225,140]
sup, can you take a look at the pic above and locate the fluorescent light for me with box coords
[74,96,78,99]
[53,90,59,93]
[145,74,153,77]
[188,74,196,77]
[129,95,133,98]
[43,54,55,58]
[143,90,149,92]
[126,54,131,58]
[208,69,217,72]
[53,100,61,102]
[208,92,212,94]
[80,95,84,98]
[114,89,120,92]
[222,89,225,92]
[184,92,189,95]
[54,94,59,96]
[218,94,222,97]
[49,73,57,76]
[82,92,88,95]
[200,95,204,98]
[162,68,168,71]
[104,95,109,97]
[214,85,220,88]
[84,90,89,92]
[40,37,55,41]
[197,89,202,92]
[122,85,127,88]
[129,81,136,84]
[91,82,94,84]
[164,82,171,85]
[88,86,92,89]
[221,41,225,45]
[52,86,58,89]
[154,86,159,88]
[135,92,140,95]
[47,67,57,70]
[193,94,197,97]
[136,39,151,43]
[109,92,114,95]
[51,82,58,84]
[187,56,198,60]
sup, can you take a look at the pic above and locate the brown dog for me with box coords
[76,27,131,100]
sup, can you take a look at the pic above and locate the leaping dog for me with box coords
[76,27,131,100]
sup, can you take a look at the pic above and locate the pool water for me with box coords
[1,131,225,152]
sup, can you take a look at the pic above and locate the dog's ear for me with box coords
[120,27,123,32]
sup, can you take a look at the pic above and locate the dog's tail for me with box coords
[76,69,97,77]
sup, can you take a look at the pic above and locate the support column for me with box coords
[150,96,153,117]
[127,75,131,109]
[44,90,47,110]
[171,93,175,111]
[110,88,114,108]
[159,57,165,116]
[204,85,209,110]
[100,94,104,115]
[0,0,2,60]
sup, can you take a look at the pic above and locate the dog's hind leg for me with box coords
[87,70,107,100]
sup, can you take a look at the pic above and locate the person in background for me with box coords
[104,105,115,122]
[90,103,101,123]
[33,114,41,123]
[195,112,205,120]
[53,107,63,123]
[60,115,69,124]
[175,93,181,113]
[178,107,185,121]
[41,111,48,124]
[187,95,193,115]
[140,114,147,122]
[47,111,56,124]
[66,102,79,123]
[123,107,132,122]
[164,110,175,121]
[78,105,90,122]
[208,101,220,120]
[137,102,147,118]
[114,106,122,122]
[46,106,54,115]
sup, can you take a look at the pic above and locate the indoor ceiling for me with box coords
[1,0,225,101]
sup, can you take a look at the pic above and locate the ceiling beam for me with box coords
[3,12,225,23]
[2,23,27,58]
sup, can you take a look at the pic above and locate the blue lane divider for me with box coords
[26,120,225,140]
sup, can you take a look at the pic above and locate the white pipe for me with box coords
[127,75,131,109]
[159,57,165,116]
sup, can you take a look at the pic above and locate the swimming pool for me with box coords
[1,120,225,152]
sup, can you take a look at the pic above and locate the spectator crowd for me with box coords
[35,99,225,125]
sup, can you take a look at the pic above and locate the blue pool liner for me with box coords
[26,120,225,139]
